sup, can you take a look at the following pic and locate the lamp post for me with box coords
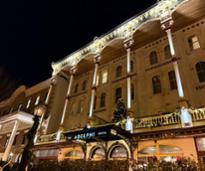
[18,105,45,171]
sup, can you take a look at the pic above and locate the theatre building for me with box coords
[1,0,205,163]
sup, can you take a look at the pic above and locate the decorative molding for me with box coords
[51,0,187,76]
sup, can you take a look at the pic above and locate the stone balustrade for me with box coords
[134,108,205,129]
[134,112,181,129]
[191,108,205,121]
[36,108,205,144]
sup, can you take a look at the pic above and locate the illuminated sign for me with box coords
[64,124,131,142]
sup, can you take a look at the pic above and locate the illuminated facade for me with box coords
[1,0,205,163]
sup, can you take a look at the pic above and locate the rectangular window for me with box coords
[188,36,200,50]
[152,75,162,94]
[101,70,108,84]
[168,71,177,90]
[115,88,122,103]
[96,74,99,86]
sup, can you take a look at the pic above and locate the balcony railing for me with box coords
[134,112,181,129]
[36,108,205,144]
[134,108,205,129]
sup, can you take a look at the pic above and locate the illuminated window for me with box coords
[35,96,40,105]
[196,62,205,82]
[100,93,106,108]
[110,146,128,160]
[116,65,122,78]
[82,80,87,91]
[164,45,172,59]
[65,150,84,159]
[91,147,105,160]
[74,84,79,93]
[188,36,200,50]
[168,70,177,90]
[115,87,122,103]
[101,70,108,84]
[96,74,99,86]
[26,99,31,109]
[150,51,158,65]
[152,75,161,94]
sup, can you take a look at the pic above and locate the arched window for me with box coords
[131,60,134,72]
[116,65,122,78]
[115,87,122,103]
[110,145,128,160]
[131,84,134,100]
[149,51,158,65]
[74,84,79,93]
[196,62,205,82]
[164,45,172,59]
[152,75,161,94]
[91,147,105,160]
[100,93,106,108]
[82,80,87,91]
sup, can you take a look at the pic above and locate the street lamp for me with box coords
[18,105,46,171]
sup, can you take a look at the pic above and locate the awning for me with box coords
[63,124,131,143]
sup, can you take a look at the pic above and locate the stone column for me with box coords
[2,120,19,161]
[34,77,55,143]
[124,38,134,110]
[60,67,76,126]
[56,67,77,141]
[161,19,185,99]
[161,19,192,127]
[89,55,101,118]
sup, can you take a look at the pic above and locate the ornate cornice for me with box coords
[51,0,188,76]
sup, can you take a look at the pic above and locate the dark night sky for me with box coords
[0,0,156,88]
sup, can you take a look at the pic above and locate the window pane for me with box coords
[188,36,200,50]
[152,76,161,94]
[92,148,105,160]
[116,66,122,78]
[150,51,158,65]
[164,45,171,59]
[102,70,108,84]
[115,88,122,102]
[168,71,177,90]
[100,93,106,108]
[110,146,127,159]
[196,62,205,82]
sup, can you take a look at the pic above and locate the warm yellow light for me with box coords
[34,105,46,117]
